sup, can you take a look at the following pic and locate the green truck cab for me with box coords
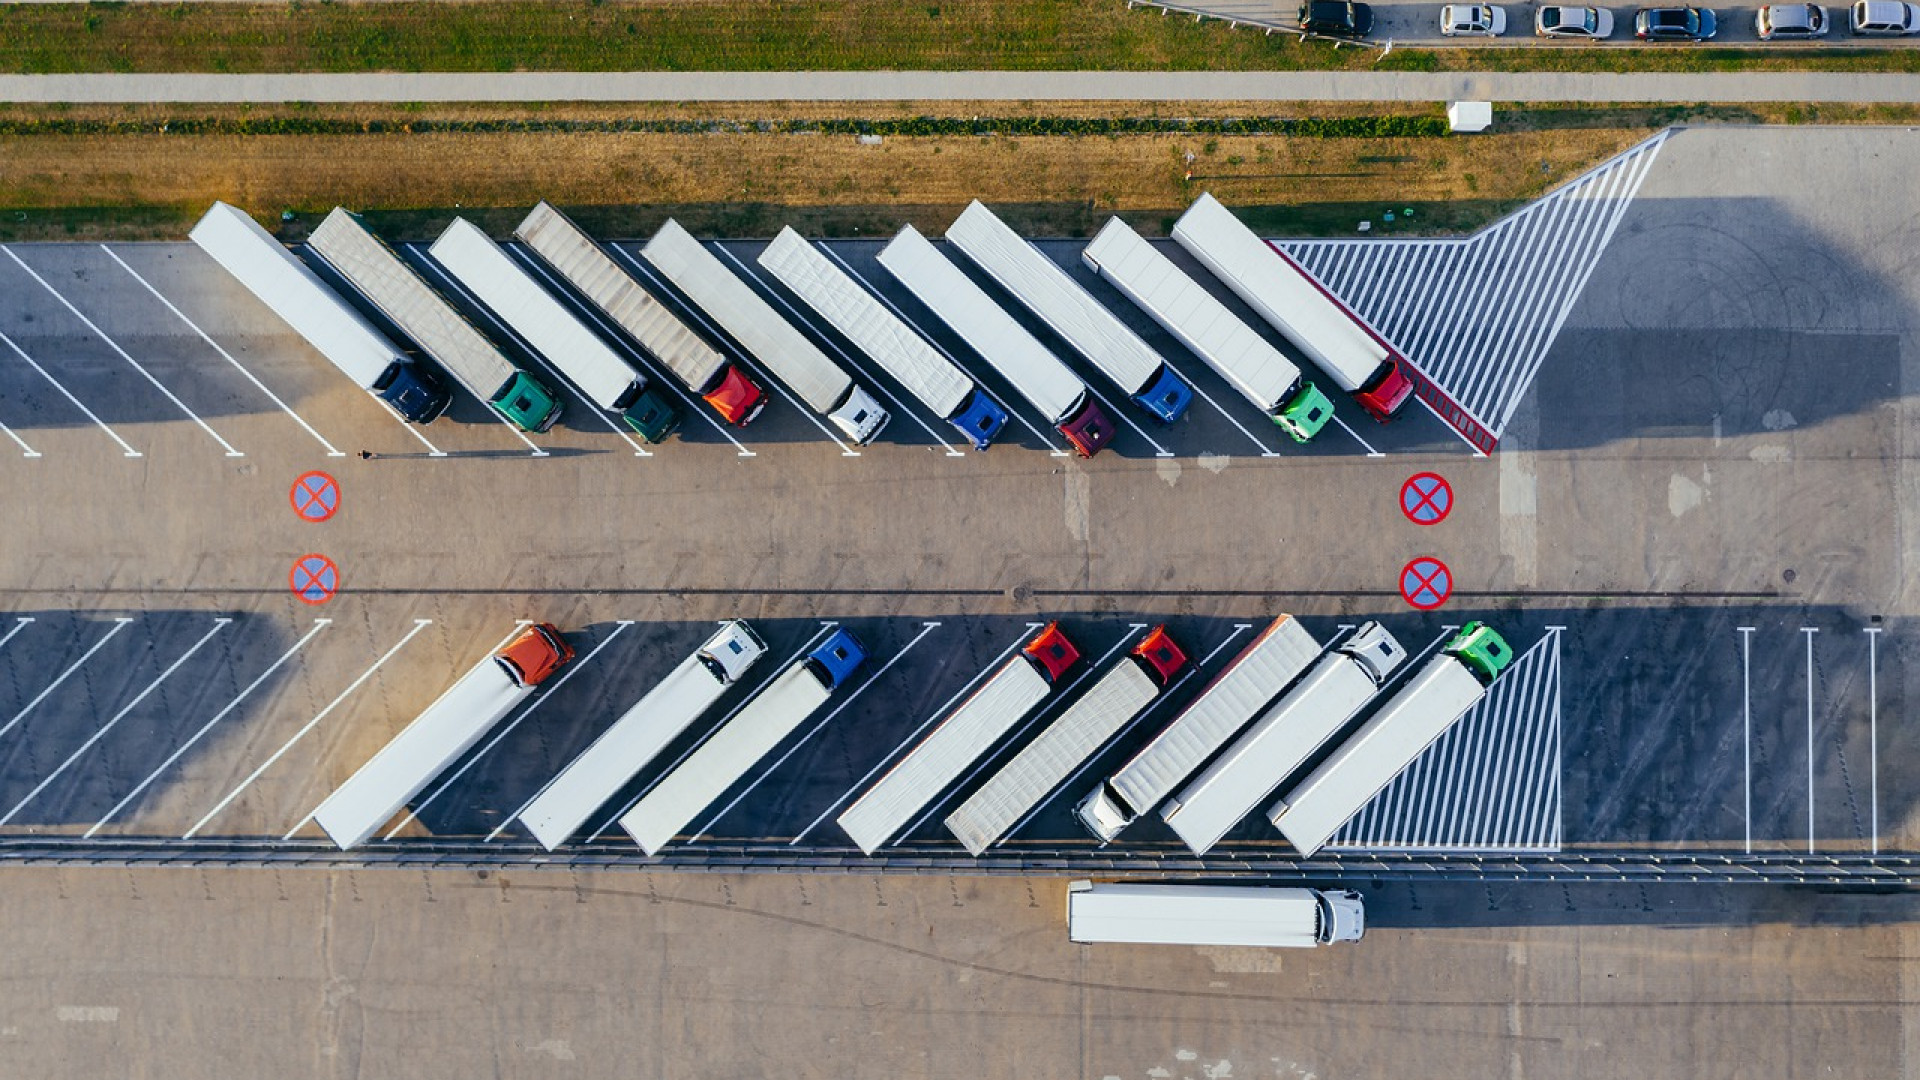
[1445,622,1514,686]
[490,370,564,433]
[1275,381,1337,443]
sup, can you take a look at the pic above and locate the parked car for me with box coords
[1851,0,1920,32]
[1756,2,1829,34]
[1535,4,1617,35]
[1299,0,1375,36]
[1634,5,1718,37]
[1441,3,1510,33]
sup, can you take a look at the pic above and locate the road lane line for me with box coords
[100,245,346,458]
[1803,626,1817,853]
[4,246,245,457]
[185,618,431,840]
[0,328,142,457]
[0,617,230,826]
[87,618,330,838]
[1738,625,1754,854]
[1866,626,1881,854]
[0,617,134,743]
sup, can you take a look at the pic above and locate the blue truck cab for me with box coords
[806,628,868,691]
[1133,365,1194,424]
[374,359,453,424]
[948,389,1011,451]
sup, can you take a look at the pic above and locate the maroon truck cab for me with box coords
[1058,398,1117,458]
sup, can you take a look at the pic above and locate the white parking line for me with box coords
[1327,412,1384,457]
[100,245,347,458]
[0,618,32,654]
[711,244,966,457]
[795,622,1041,846]
[86,618,331,838]
[0,417,38,458]
[1802,626,1817,854]
[1737,625,1754,855]
[611,248,859,457]
[0,617,230,826]
[398,254,550,458]
[0,328,142,457]
[4,247,245,457]
[184,618,432,840]
[1865,626,1881,855]
[0,617,134,743]
[396,620,633,841]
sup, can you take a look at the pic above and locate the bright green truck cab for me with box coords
[1445,622,1514,686]
[490,371,563,433]
[1274,381,1337,443]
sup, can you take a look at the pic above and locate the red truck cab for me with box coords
[1021,622,1081,683]
[1355,358,1415,421]
[494,623,575,688]
[1130,625,1189,686]
[706,364,768,426]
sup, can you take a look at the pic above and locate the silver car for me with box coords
[1441,3,1509,34]
[1756,3,1828,35]
[1535,4,1617,35]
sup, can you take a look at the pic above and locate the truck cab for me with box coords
[1059,398,1117,458]
[1315,889,1366,943]
[373,359,454,424]
[829,385,891,445]
[698,620,769,684]
[1445,622,1514,685]
[1131,626,1189,686]
[1022,622,1081,683]
[1275,381,1336,443]
[493,623,576,688]
[1073,785,1133,843]
[805,628,868,691]
[1133,366,1195,424]
[950,390,1011,450]
[616,383,685,443]
[704,364,768,426]
[490,370,564,433]
[1354,359,1414,422]
[1337,622,1408,685]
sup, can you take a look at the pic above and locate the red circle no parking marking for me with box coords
[1400,557,1452,611]
[1400,472,1452,525]
[290,554,340,605]
[291,471,340,523]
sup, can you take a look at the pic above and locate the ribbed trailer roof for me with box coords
[638,220,852,414]
[1068,883,1324,948]
[878,225,1086,425]
[1082,216,1304,412]
[837,658,1050,854]
[944,200,1162,392]
[757,227,972,419]
[1107,617,1320,820]
[309,210,520,398]
[944,658,1158,856]
[513,203,728,394]
[190,203,409,387]
[1172,193,1388,390]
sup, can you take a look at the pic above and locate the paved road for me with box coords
[4,69,1920,103]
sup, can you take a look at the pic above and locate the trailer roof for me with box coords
[1068,883,1323,948]
[757,227,973,418]
[190,203,408,387]
[944,200,1164,390]
[879,225,1088,425]
[308,210,519,393]
[638,219,852,414]
[514,203,729,394]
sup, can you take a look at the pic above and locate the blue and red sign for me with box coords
[1400,472,1452,525]
[290,471,340,523]
[1400,557,1452,610]
[290,554,339,605]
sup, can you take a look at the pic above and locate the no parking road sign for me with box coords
[1400,472,1452,525]
[291,471,340,523]
[1400,557,1452,610]
[291,554,340,605]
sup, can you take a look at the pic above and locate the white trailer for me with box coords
[514,203,766,429]
[944,627,1186,856]
[1160,623,1406,855]
[518,621,767,851]
[638,219,888,444]
[756,226,1008,450]
[1075,616,1321,843]
[1171,192,1412,421]
[943,200,1193,423]
[1267,623,1514,857]
[189,202,450,424]
[312,624,571,849]
[618,628,866,855]
[1080,215,1335,444]
[837,624,1078,854]
[1067,881,1365,948]
[878,225,1115,458]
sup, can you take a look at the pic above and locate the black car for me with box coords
[1300,0,1376,36]
[1633,5,1718,37]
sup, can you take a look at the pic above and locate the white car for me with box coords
[1441,3,1509,34]
[1755,3,1828,35]
[1535,4,1617,35]
[1851,0,1920,32]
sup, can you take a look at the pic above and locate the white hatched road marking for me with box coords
[1280,131,1668,451]
[0,617,135,744]
[3,246,246,457]
[0,328,142,456]
[1327,628,1562,853]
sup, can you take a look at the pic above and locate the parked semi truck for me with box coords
[756,227,1009,450]
[189,202,450,424]
[944,200,1194,424]
[1080,215,1335,443]
[944,626,1187,856]
[518,621,767,851]
[514,202,766,428]
[1267,622,1515,857]
[619,628,867,855]
[1075,616,1320,843]
[1067,881,1364,948]
[638,219,889,445]
[877,225,1115,457]
[313,624,574,849]
[1172,192,1414,422]
[838,623,1079,854]
[1160,622,1406,855]
[309,210,565,434]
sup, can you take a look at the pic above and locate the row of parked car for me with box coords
[1298,0,1916,38]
